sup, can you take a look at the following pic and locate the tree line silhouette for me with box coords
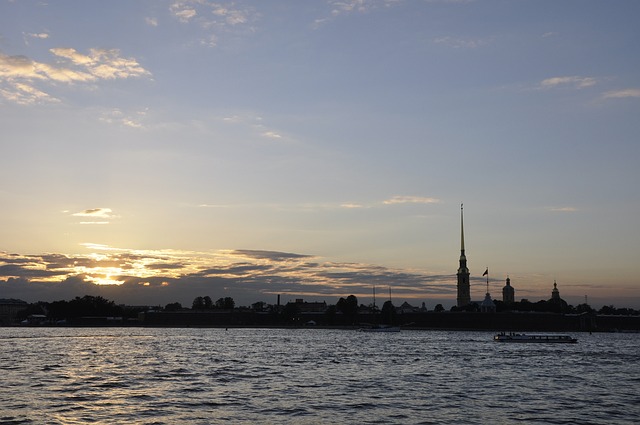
[13,293,639,325]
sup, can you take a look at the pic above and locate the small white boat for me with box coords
[359,325,400,333]
[494,332,577,343]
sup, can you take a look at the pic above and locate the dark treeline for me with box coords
[11,293,640,328]
[450,298,629,315]
[16,295,145,323]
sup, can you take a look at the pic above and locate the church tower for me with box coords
[551,280,560,301]
[456,204,471,307]
[502,276,515,305]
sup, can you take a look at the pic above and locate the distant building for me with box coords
[502,277,515,304]
[479,265,495,313]
[0,299,28,325]
[456,204,471,307]
[548,280,568,313]
[551,280,560,301]
[290,299,327,313]
[398,302,419,314]
[480,292,496,313]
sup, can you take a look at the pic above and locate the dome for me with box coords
[503,277,511,289]
[480,292,496,312]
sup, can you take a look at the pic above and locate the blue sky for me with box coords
[1,0,639,309]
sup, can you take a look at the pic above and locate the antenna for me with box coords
[373,285,376,310]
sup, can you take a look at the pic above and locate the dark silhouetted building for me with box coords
[480,292,496,313]
[503,277,515,305]
[551,280,560,301]
[0,299,28,325]
[456,204,471,307]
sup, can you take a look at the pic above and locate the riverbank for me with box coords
[11,310,639,332]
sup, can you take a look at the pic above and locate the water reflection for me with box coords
[1,328,639,424]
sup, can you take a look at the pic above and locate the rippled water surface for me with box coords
[1,327,639,424]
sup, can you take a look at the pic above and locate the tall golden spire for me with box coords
[460,203,465,253]
[457,203,470,307]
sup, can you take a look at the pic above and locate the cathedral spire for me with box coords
[460,203,465,253]
[456,203,471,307]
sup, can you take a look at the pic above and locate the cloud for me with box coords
[169,0,257,46]
[0,247,454,306]
[145,17,159,27]
[211,4,250,25]
[0,82,59,105]
[548,206,578,212]
[100,108,148,129]
[71,208,120,224]
[172,6,197,23]
[50,48,150,80]
[218,112,289,142]
[23,32,50,45]
[329,0,400,16]
[602,88,640,99]
[261,131,282,139]
[198,203,230,208]
[432,36,490,49]
[0,49,150,105]
[540,76,597,90]
[73,208,116,218]
[383,196,441,205]
[340,203,365,209]
[231,250,313,261]
[313,0,401,28]
[27,33,50,39]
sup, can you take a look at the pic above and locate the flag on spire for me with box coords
[482,267,488,276]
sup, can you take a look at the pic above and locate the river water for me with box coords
[1,327,638,424]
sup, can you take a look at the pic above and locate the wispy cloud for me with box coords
[433,36,491,49]
[329,0,391,16]
[100,108,148,129]
[219,113,289,142]
[313,0,401,28]
[548,206,578,213]
[383,196,441,205]
[50,48,150,80]
[0,49,151,105]
[170,3,197,23]
[211,4,251,25]
[169,0,258,47]
[0,82,59,105]
[602,88,640,99]
[540,76,597,90]
[71,208,120,224]
[196,197,439,212]
[261,131,282,139]
[23,32,50,45]
[73,208,117,219]
[231,250,313,261]
[340,203,366,209]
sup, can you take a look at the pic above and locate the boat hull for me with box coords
[359,326,400,333]
[494,333,577,343]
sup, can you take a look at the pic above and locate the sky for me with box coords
[1,0,639,310]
